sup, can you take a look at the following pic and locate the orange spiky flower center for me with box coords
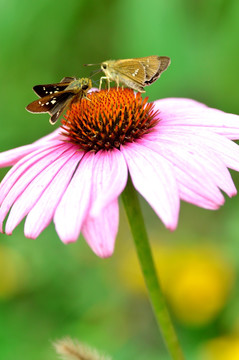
[61,88,159,152]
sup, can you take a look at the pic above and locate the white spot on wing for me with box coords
[132,68,139,77]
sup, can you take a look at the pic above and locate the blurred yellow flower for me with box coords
[118,242,234,326]
[200,335,239,360]
[0,244,28,299]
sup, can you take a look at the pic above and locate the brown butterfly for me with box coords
[26,77,92,125]
[85,56,170,92]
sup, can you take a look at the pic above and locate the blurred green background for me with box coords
[1,0,239,359]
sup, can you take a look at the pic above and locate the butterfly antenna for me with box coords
[89,68,102,78]
[83,62,101,67]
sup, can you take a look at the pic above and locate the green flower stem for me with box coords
[121,176,185,360]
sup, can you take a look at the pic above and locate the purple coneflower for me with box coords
[1,88,239,257]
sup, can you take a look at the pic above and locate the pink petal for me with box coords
[153,97,208,110]
[54,152,95,243]
[24,151,83,239]
[121,142,180,230]
[0,143,71,232]
[141,138,230,206]
[0,143,48,167]
[154,98,239,139]
[150,128,239,172]
[82,200,119,258]
[0,138,63,168]
[144,134,236,198]
[5,148,76,235]
[179,183,221,209]
[0,142,66,204]
[89,149,128,217]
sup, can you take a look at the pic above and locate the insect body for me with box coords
[26,77,92,125]
[85,56,170,92]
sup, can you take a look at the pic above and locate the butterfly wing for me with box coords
[33,83,69,97]
[48,96,71,125]
[141,56,171,85]
[60,76,76,83]
[26,91,75,125]
[111,59,146,85]
[33,77,76,97]
[110,56,170,88]
[26,94,56,113]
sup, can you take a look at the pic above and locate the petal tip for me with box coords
[94,247,114,258]
[60,237,78,245]
[25,232,37,240]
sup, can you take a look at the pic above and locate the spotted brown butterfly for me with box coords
[26,77,92,125]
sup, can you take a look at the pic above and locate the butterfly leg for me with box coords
[99,76,110,91]
[115,76,120,90]
[107,77,111,91]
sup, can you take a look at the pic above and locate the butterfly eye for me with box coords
[82,84,88,90]
[102,63,107,70]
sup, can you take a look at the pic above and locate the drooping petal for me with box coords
[5,148,77,235]
[142,136,236,201]
[54,152,95,243]
[24,151,83,239]
[89,149,128,217]
[82,200,119,258]
[0,143,72,232]
[145,138,236,195]
[178,183,221,209]
[121,142,180,230]
[149,128,239,172]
